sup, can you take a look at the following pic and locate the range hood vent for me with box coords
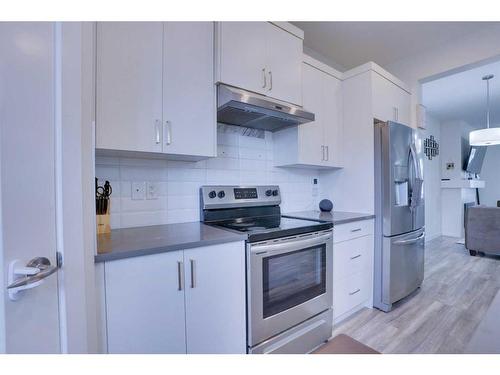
[217,84,315,132]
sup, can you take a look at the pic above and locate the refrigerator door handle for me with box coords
[409,143,423,208]
[410,143,423,181]
[393,233,425,245]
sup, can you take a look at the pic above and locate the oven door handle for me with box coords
[250,232,332,256]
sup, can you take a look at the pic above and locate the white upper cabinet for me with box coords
[96,22,216,160]
[162,22,216,158]
[323,72,344,167]
[96,22,163,153]
[216,22,303,105]
[265,22,303,105]
[216,22,268,96]
[274,57,343,168]
[372,71,411,126]
[297,63,325,165]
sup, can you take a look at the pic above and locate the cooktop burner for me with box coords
[200,185,333,242]
[213,215,332,242]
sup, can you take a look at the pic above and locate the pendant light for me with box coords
[470,74,500,146]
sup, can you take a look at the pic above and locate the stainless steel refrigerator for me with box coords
[374,121,425,312]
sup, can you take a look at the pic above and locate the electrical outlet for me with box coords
[146,182,159,200]
[312,178,319,197]
[132,182,146,200]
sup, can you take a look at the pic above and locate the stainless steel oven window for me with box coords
[262,244,327,318]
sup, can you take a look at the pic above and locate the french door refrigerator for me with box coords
[374,121,425,312]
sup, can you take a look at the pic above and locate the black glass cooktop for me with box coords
[213,215,333,242]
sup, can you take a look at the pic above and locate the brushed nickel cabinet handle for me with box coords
[155,120,161,144]
[326,146,329,161]
[350,254,362,260]
[190,259,196,289]
[262,68,267,88]
[349,288,361,296]
[268,71,273,91]
[177,261,184,291]
[351,228,362,233]
[165,120,172,145]
[321,145,325,161]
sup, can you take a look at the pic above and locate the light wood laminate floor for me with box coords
[332,236,500,353]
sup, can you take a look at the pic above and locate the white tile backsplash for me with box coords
[95,127,320,228]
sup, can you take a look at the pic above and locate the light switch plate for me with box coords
[146,182,159,200]
[132,182,146,200]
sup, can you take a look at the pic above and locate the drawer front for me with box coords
[334,271,371,318]
[334,219,374,243]
[333,235,373,281]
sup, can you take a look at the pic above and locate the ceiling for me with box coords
[291,22,497,71]
[422,59,500,127]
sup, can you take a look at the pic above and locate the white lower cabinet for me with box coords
[105,251,186,353]
[184,244,246,354]
[333,220,374,323]
[104,241,246,354]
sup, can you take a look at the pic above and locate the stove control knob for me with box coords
[218,191,226,199]
[208,191,217,199]
[265,189,273,197]
[272,189,279,196]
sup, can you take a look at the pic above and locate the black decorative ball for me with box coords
[319,199,333,212]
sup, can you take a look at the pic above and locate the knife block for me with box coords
[96,199,111,235]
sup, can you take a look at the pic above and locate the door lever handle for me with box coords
[7,257,58,301]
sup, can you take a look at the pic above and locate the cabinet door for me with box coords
[372,72,411,125]
[105,252,186,353]
[323,74,343,167]
[298,63,324,165]
[163,22,216,157]
[184,242,246,354]
[218,22,268,95]
[266,23,303,105]
[392,85,411,126]
[96,22,163,153]
[371,72,396,123]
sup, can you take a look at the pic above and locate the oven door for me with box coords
[247,230,333,347]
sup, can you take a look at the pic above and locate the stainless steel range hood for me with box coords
[217,84,315,132]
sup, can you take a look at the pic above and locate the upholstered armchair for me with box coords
[465,206,500,256]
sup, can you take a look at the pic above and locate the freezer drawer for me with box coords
[382,229,425,305]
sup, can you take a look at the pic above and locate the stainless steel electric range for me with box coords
[200,185,333,354]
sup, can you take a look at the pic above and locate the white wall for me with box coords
[420,114,442,241]
[480,145,500,207]
[303,46,346,72]
[96,125,320,229]
[385,24,500,130]
[439,120,475,180]
[437,120,477,238]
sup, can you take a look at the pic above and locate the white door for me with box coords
[0,22,61,353]
[105,251,186,353]
[323,74,343,167]
[184,242,246,354]
[298,63,324,165]
[266,23,303,106]
[96,22,163,153]
[218,22,268,95]
[162,22,216,158]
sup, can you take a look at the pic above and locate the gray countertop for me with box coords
[283,210,375,225]
[95,222,247,263]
